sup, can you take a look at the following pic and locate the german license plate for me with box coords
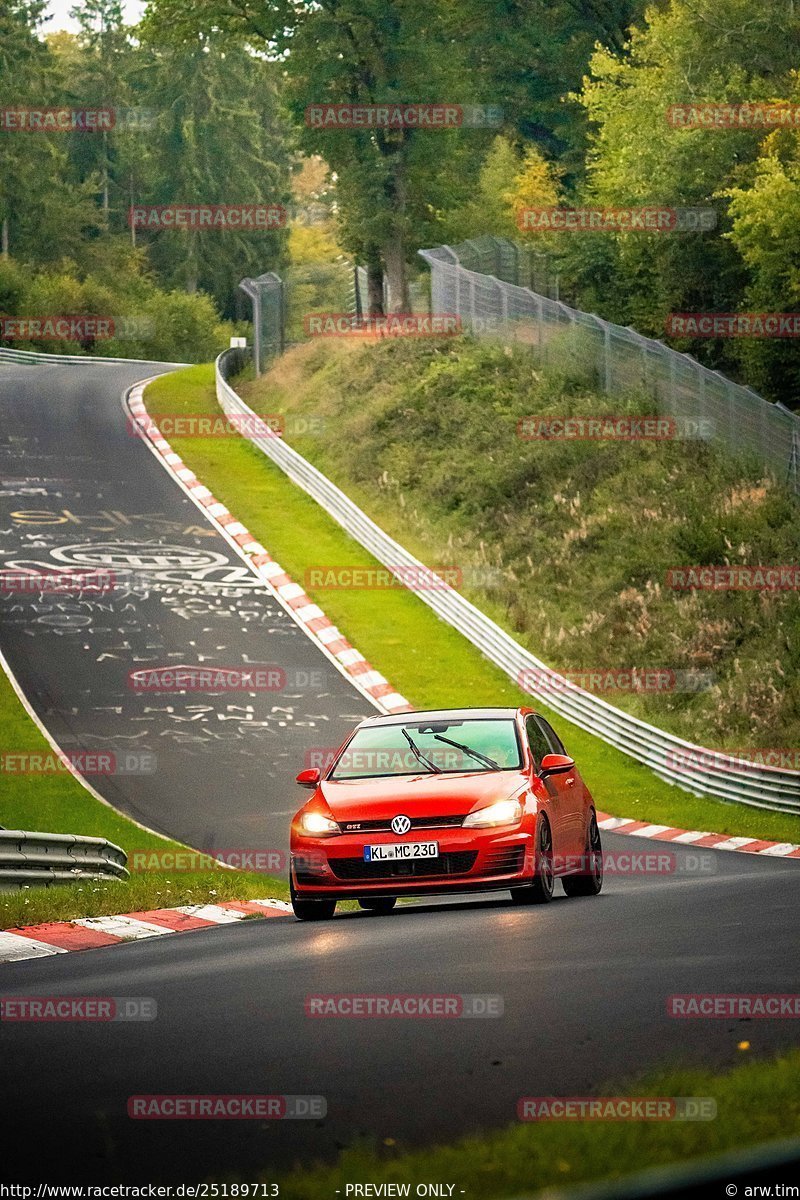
[364,842,438,862]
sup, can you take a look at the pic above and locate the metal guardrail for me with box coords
[215,347,800,815]
[0,830,128,890]
[0,346,188,368]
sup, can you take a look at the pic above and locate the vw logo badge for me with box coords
[391,814,412,835]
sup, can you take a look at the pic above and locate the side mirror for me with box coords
[296,767,321,788]
[539,753,575,777]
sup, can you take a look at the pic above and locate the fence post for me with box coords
[788,428,800,494]
[354,266,362,320]
[238,277,262,376]
[253,289,262,377]
[603,322,612,395]
[497,277,509,339]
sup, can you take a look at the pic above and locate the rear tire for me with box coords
[290,883,336,921]
[510,816,554,905]
[562,813,603,897]
[358,898,397,914]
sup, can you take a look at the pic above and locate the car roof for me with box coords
[357,707,528,727]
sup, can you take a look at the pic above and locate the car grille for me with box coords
[338,814,466,833]
[482,846,525,876]
[330,851,478,881]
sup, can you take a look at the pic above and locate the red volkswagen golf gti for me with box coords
[289,706,603,920]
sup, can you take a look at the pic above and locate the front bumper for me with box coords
[290,826,535,899]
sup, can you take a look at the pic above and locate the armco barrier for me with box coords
[214,347,800,815]
[0,830,128,890]
[0,346,188,368]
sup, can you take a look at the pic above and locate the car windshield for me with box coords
[329,718,523,779]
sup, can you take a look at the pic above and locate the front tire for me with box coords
[562,813,603,897]
[510,816,554,905]
[358,898,397,914]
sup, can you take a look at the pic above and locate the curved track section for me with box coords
[0,359,374,853]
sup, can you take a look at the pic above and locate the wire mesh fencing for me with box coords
[239,256,358,375]
[419,236,800,494]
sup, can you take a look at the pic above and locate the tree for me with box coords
[142,0,490,313]
[456,0,647,177]
[0,1,103,263]
[565,0,800,366]
[66,0,129,219]
[725,100,800,402]
[134,32,292,316]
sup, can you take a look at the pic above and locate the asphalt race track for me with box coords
[1,360,798,1184]
[0,358,373,854]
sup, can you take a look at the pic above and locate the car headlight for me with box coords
[463,798,523,828]
[299,811,341,837]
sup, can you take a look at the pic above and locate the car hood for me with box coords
[318,770,529,819]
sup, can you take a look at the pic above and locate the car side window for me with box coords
[538,717,567,756]
[525,716,551,770]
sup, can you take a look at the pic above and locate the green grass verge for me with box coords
[144,364,800,844]
[239,337,800,754]
[0,870,287,931]
[273,1050,800,1198]
[0,615,286,930]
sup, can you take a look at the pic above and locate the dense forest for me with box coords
[2,0,799,402]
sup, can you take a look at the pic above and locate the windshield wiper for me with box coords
[432,734,500,771]
[402,728,442,773]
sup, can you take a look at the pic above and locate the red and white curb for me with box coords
[596,812,800,858]
[4,819,797,965]
[0,899,292,964]
[126,382,412,716]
